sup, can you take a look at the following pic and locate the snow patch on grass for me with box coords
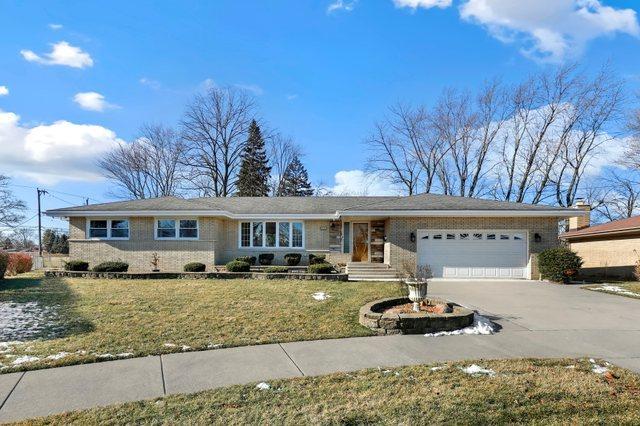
[0,302,64,341]
[424,314,496,337]
[312,292,331,301]
[589,358,610,374]
[461,364,495,376]
[593,285,640,298]
[46,352,71,360]
[12,355,40,365]
[256,382,271,390]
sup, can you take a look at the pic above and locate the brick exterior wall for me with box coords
[385,216,560,279]
[68,217,349,271]
[67,215,561,275]
[69,217,217,272]
[567,234,640,280]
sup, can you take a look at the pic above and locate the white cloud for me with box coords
[322,170,403,195]
[0,86,8,96]
[393,0,452,9]
[48,23,63,30]
[73,92,118,112]
[234,83,264,96]
[200,78,216,91]
[0,110,123,184]
[459,0,640,62]
[286,94,299,101]
[327,0,357,14]
[140,77,162,90]
[20,41,93,68]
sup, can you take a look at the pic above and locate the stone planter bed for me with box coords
[359,297,474,335]
[45,270,348,281]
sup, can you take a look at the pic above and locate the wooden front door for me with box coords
[352,223,369,262]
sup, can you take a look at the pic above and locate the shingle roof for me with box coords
[561,215,640,239]
[46,193,573,217]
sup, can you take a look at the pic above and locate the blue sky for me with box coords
[0,0,639,230]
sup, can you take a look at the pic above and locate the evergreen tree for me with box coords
[278,155,314,196]
[42,229,56,253]
[52,234,69,254]
[236,120,271,196]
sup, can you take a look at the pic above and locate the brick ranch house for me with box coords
[561,202,640,280]
[46,194,582,279]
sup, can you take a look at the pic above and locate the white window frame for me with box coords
[154,218,200,241]
[86,218,130,241]
[238,221,305,249]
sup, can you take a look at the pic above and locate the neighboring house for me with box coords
[561,203,640,280]
[46,194,581,279]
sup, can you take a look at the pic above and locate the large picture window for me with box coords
[240,221,304,248]
[156,218,199,240]
[88,219,129,240]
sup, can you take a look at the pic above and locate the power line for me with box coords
[7,183,102,204]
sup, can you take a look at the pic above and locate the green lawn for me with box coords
[584,282,640,300]
[0,274,402,373]
[17,359,640,425]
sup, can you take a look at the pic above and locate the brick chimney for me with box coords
[568,199,591,231]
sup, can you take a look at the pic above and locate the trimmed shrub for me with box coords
[64,260,89,271]
[0,252,8,280]
[308,263,334,274]
[258,253,275,266]
[284,253,302,266]
[92,261,129,273]
[264,266,289,273]
[6,253,33,276]
[309,254,326,265]
[235,256,256,265]
[226,260,250,272]
[538,247,583,283]
[184,262,206,272]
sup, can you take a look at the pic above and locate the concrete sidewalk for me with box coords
[1,328,639,423]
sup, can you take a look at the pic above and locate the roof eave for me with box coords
[338,209,580,218]
[560,227,640,240]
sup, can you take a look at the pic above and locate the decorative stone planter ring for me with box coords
[405,279,428,312]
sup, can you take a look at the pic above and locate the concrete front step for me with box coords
[348,276,402,282]
[346,268,398,274]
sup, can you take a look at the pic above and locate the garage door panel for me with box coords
[417,229,527,279]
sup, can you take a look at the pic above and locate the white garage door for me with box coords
[417,230,528,279]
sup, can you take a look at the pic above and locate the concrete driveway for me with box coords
[428,279,640,331]
[427,279,640,371]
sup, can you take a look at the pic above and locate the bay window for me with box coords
[88,219,129,240]
[240,221,304,248]
[156,218,199,240]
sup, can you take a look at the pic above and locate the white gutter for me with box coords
[47,208,581,219]
[338,209,583,218]
[45,209,337,220]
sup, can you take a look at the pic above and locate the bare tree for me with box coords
[431,82,506,197]
[181,87,255,197]
[365,112,422,195]
[620,103,640,171]
[553,67,625,206]
[0,175,26,227]
[268,134,302,196]
[99,124,187,199]
[11,228,36,251]
[588,172,640,222]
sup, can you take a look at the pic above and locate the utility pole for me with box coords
[37,188,48,256]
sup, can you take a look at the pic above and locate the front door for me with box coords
[352,223,369,262]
